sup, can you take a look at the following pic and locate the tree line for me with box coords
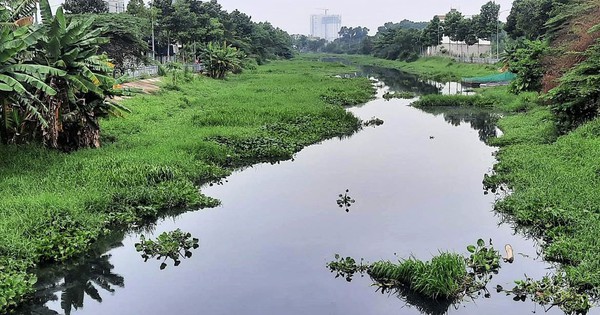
[293,2,500,62]
[499,0,600,132]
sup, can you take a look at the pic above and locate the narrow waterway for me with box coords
[22,67,578,315]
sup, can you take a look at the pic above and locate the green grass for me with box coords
[307,54,498,82]
[489,117,600,289]
[0,58,375,311]
[368,253,468,300]
[468,87,600,292]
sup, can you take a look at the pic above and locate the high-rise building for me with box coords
[106,0,125,13]
[310,14,342,42]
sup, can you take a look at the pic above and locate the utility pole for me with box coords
[150,4,156,61]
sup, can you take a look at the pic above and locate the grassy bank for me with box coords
[306,54,498,82]
[0,58,374,311]
[413,83,600,294]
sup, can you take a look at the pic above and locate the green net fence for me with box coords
[462,72,517,84]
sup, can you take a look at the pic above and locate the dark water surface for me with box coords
[23,69,585,315]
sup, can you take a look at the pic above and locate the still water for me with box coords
[21,68,582,315]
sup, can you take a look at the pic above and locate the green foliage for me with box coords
[372,28,421,61]
[201,42,242,79]
[71,13,150,73]
[477,1,501,41]
[548,42,600,133]
[488,107,557,146]
[504,0,567,40]
[505,40,547,93]
[367,253,468,300]
[421,16,443,48]
[323,26,370,55]
[35,0,128,151]
[328,240,503,302]
[135,229,199,269]
[483,85,600,292]
[320,78,376,106]
[508,274,591,315]
[0,268,36,312]
[327,254,368,282]
[126,0,147,17]
[35,211,103,262]
[466,239,500,274]
[63,0,108,14]
[150,0,293,64]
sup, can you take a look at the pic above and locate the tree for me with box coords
[458,17,479,47]
[477,1,500,40]
[443,9,464,41]
[126,0,147,17]
[63,0,108,14]
[504,0,566,40]
[0,27,62,144]
[201,42,242,79]
[422,15,443,48]
[372,27,421,61]
[505,40,547,94]
[72,13,150,73]
[35,0,128,150]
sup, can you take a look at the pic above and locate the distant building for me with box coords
[310,14,342,42]
[106,0,125,13]
[427,10,492,58]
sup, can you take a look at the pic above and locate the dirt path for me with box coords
[113,77,162,102]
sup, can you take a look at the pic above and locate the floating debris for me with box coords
[503,244,514,263]
[337,189,356,212]
[363,117,384,127]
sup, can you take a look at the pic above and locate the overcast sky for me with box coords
[48,0,515,35]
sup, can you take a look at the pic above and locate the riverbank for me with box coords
[0,58,375,311]
[305,54,498,82]
[327,53,600,310]
[414,84,600,301]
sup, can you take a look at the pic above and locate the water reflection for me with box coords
[384,286,457,315]
[17,232,126,315]
[418,107,501,143]
[360,66,441,95]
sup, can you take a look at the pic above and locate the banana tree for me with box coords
[35,0,128,150]
[0,25,65,144]
[202,42,243,79]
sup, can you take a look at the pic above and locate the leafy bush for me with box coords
[201,42,243,79]
[504,40,547,94]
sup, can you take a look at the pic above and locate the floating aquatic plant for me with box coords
[134,229,199,270]
[363,117,385,127]
[336,189,356,212]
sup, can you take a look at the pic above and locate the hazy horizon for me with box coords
[47,0,514,35]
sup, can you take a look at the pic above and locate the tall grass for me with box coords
[368,253,468,300]
[0,58,375,311]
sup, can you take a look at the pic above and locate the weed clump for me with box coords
[328,239,500,301]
